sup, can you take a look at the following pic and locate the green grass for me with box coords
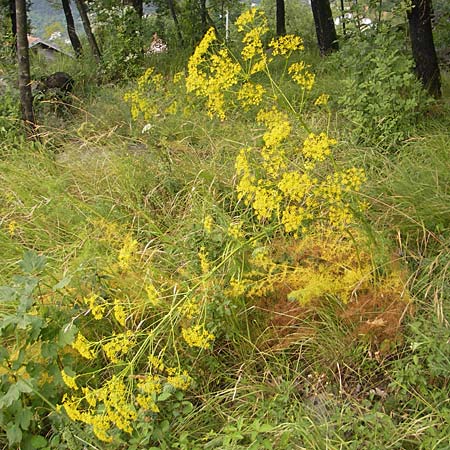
[1,44,450,449]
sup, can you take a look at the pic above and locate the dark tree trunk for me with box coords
[73,0,101,62]
[167,0,184,45]
[9,0,17,38]
[310,0,339,56]
[124,0,143,18]
[61,0,83,57]
[8,0,17,53]
[276,0,286,36]
[200,0,207,35]
[407,0,441,98]
[15,0,36,134]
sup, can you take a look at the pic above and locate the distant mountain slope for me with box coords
[30,0,81,38]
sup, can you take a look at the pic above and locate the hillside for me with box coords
[29,0,81,38]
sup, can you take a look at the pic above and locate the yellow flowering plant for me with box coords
[57,228,217,444]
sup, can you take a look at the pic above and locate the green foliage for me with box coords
[0,86,21,144]
[328,29,430,148]
[0,251,74,449]
[260,0,315,46]
[94,6,148,80]
[1,5,450,448]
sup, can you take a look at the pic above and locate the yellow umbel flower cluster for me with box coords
[113,300,127,327]
[269,35,304,56]
[124,67,163,120]
[117,233,138,271]
[61,369,78,390]
[182,324,215,349]
[83,293,105,320]
[237,82,265,109]
[198,246,210,274]
[72,333,96,360]
[186,28,241,119]
[179,297,201,319]
[235,107,365,233]
[288,62,315,91]
[61,375,138,442]
[302,132,337,167]
[102,331,135,363]
[145,282,159,306]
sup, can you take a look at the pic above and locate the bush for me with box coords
[327,29,430,148]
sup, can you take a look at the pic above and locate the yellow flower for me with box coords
[226,277,247,297]
[7,220,18,236]
[314,94,329,106]
[198,247,210,274]
[83,293,105,320]
[227,221,244,239]
[237,82,265,109]
[277,171,314,202]
[281,205,312,233]
[61,394,83,421]
[288,62,315,90]
[167,370,192,390]
[118,234,138,270]
[82,387,97,407]
[136,394,160,412]
[102,331,134,363]
[173,71,185,84]
[137,374,162,395]
[72,333,96,360]
[61,369,78,390]
[182,324,215,349]
[257,107,291,149]
[203,215,214,233]
[113,300,127,327]
[235,8,260,31]
[269,34,304,56]
[89,415,113,443]
[148,354,165,371]
[146,283,159,306]
[179,297,200,319]
[252,186,282,220]
[302,132,337,163]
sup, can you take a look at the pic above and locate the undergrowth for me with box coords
[1,9,449,450]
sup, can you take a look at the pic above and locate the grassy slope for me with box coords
[1,57,450,449]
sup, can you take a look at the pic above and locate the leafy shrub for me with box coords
[328,30,430,148]
[93,6,148,80]
[0,251,73,449]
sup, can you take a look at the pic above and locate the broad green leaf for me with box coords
[0,384,20,408]
[0,286,17,302]
[16,379,33,394]
[6,422,22,445]
[18,407,32,430]
[58,323,78,347]
[19,250,47,274]
[30,435,48,448]
[158,391,172,401]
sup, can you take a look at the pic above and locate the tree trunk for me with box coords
[73,0,101,62]
[407,0,441,98]
[61,0,83,57]
[15,0,36,134]
[310,0,339,56]
[167,0,184,45]
[8,0,17,53]
[9,0,17,42]
[276,0,286,36]
[200,0,207,35]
